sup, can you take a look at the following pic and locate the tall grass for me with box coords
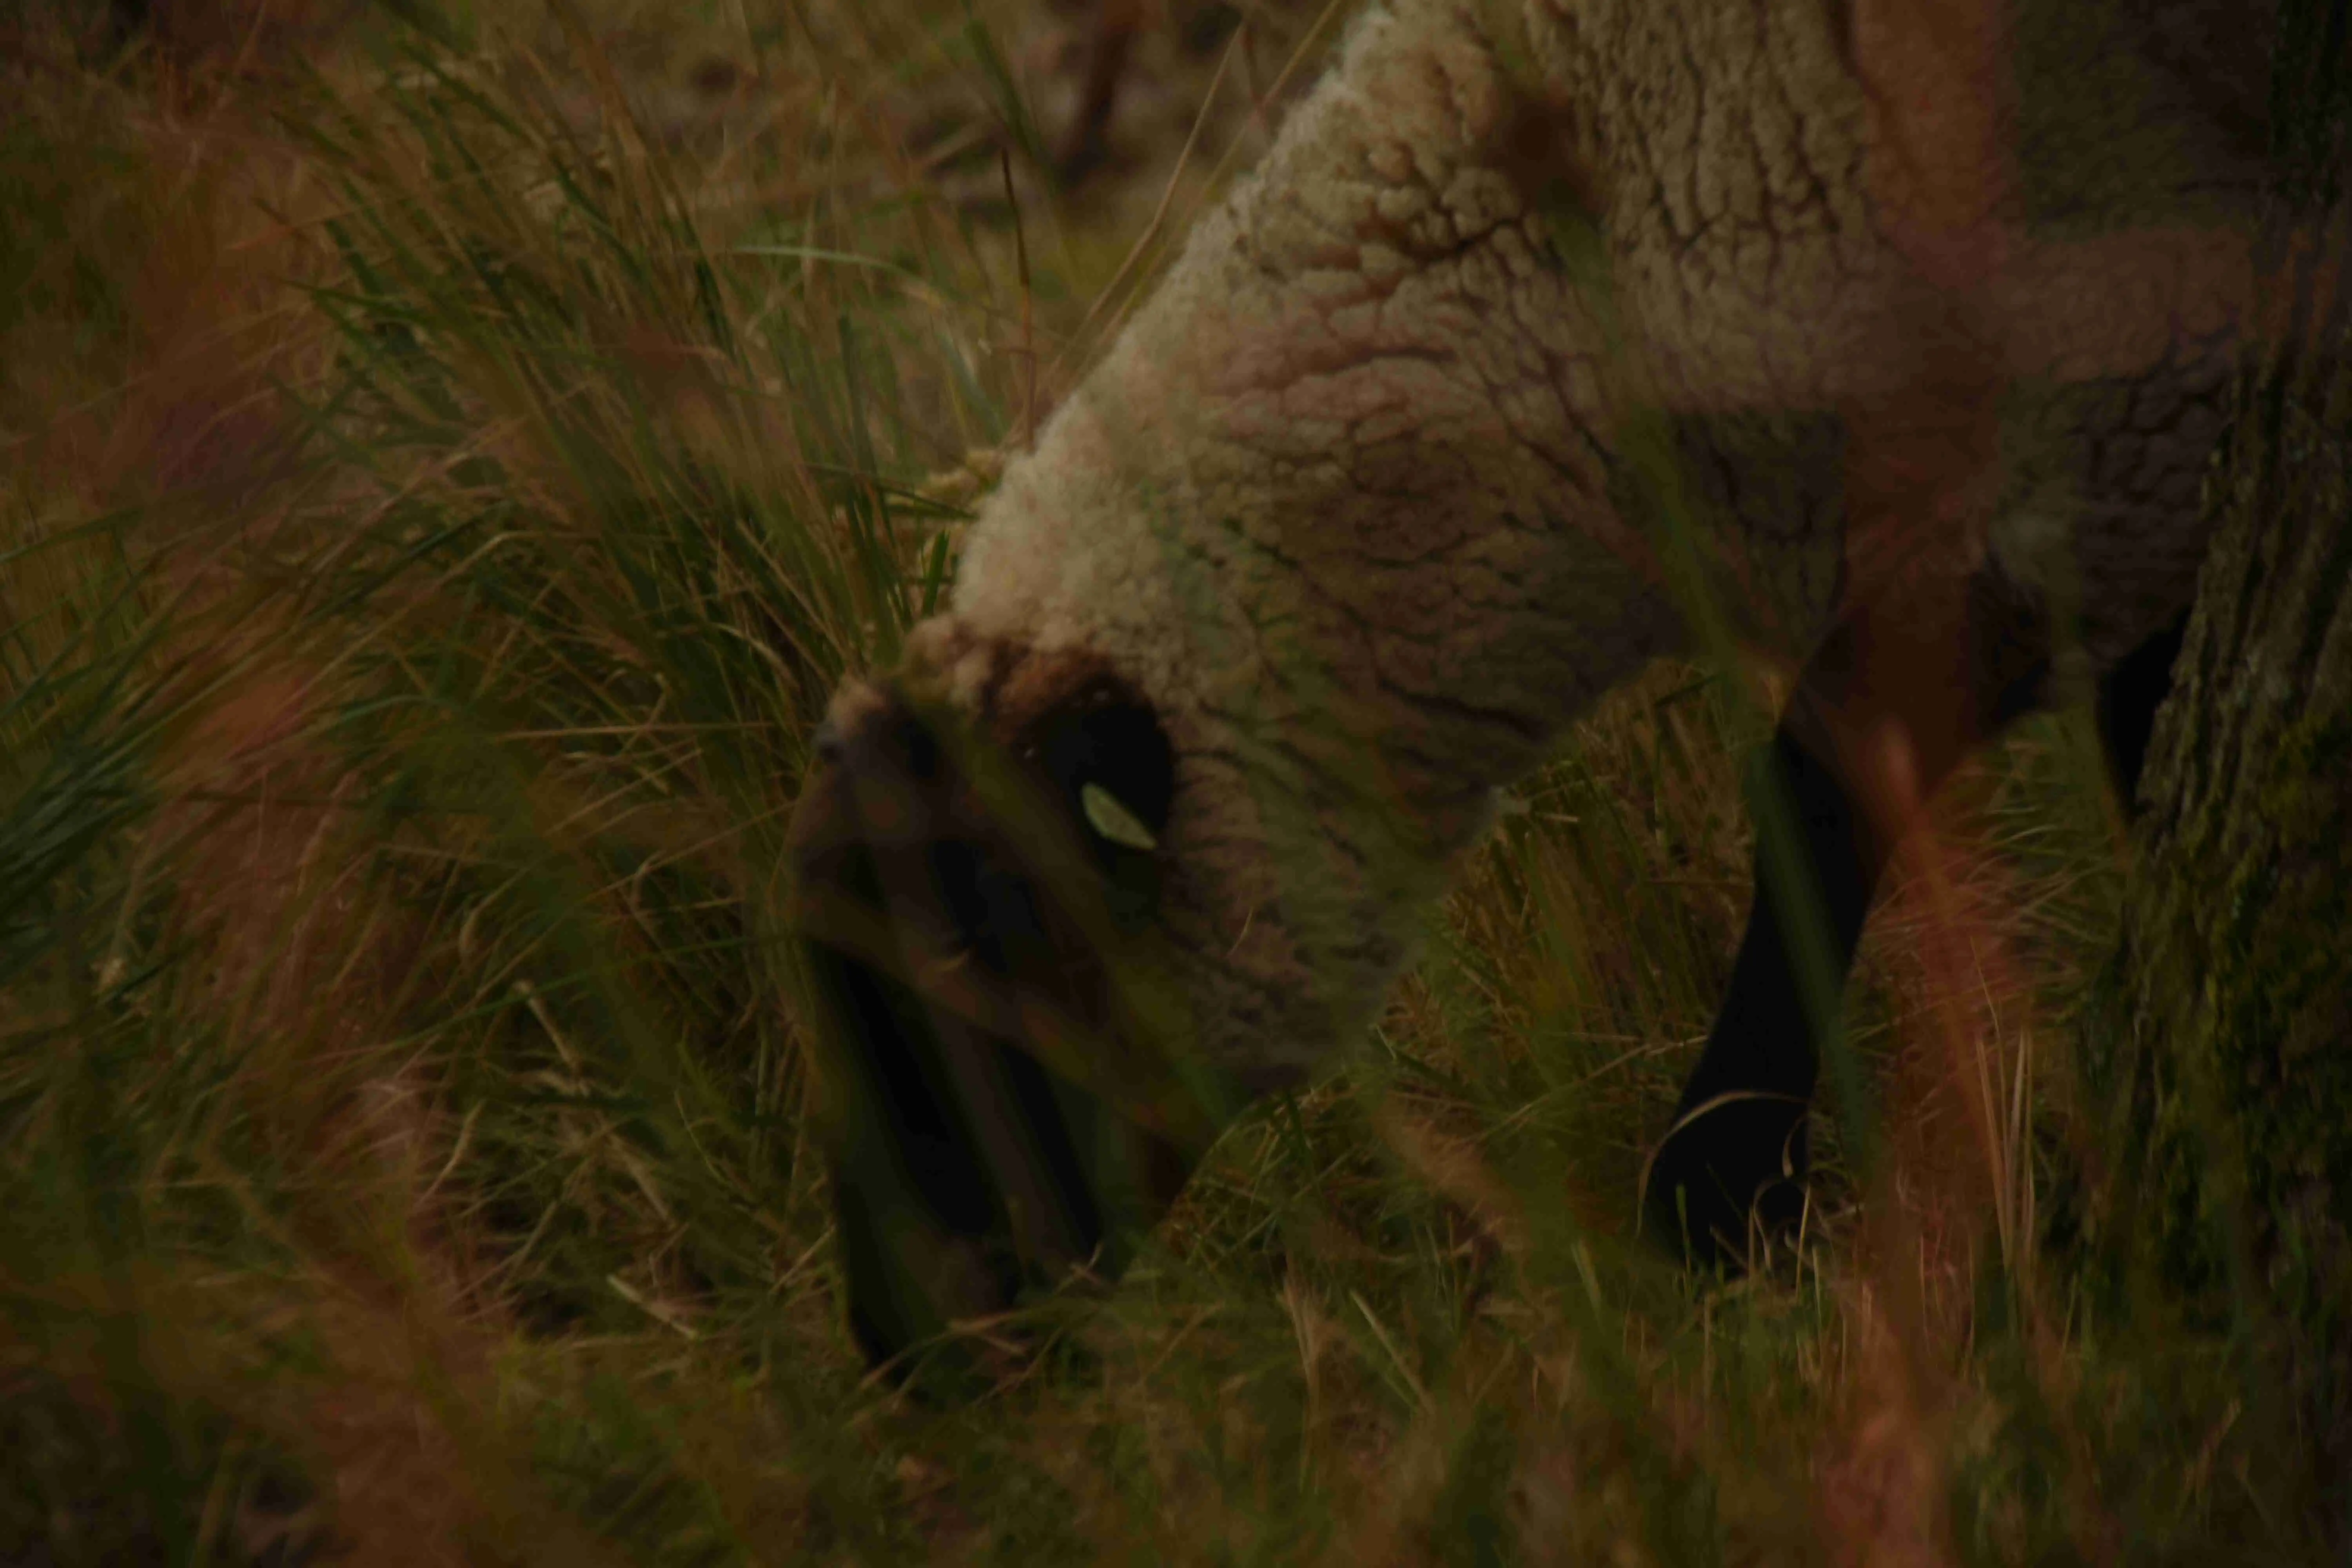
[1,2,2340,1562]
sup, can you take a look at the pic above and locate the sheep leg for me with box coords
[2094,608,2191,815]
[1638,720,1872,1268]
[1646,581,2194,1265]
[1644,561,2049,1267]
[1056,0,1144,185]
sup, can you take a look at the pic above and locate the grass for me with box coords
[1,0,2342,1561]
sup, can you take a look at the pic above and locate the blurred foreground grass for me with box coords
[1,1,2341,1561]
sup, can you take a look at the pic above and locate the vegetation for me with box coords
[1,0,2341,1561]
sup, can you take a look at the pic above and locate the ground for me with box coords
[0,0,2341,1561]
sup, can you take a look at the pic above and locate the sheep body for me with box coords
[935,0,2257,1083]
[791,0,2292,1362]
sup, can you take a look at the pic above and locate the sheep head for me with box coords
[786,634,1203,1381]
[787,575,1492,1380]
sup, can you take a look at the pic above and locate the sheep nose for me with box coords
[785,686,1182,1388]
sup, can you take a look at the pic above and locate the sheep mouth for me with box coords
[786,684,1201,1381]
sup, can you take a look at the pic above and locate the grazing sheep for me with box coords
[788,0,2311,1373]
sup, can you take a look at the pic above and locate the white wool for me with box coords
[906,0,2272,1086]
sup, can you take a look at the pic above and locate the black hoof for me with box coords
[1640,1094,1811,1271]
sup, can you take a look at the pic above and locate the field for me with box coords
[2,1,2341,1561]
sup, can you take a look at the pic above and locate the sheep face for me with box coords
[788,609,1470,1377]
[788,644,1185,1378]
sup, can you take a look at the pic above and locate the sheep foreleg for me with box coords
[1642,563,2036,1267]
[1644,568,2193,1267]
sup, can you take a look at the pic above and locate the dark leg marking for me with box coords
[2094,610,2191,814]
[1640,725,1875,1265]
[1645,559,2060,1268]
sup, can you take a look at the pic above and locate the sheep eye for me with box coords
[1080,781,1159,851]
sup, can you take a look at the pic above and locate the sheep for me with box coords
[786,0,2309,1374]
